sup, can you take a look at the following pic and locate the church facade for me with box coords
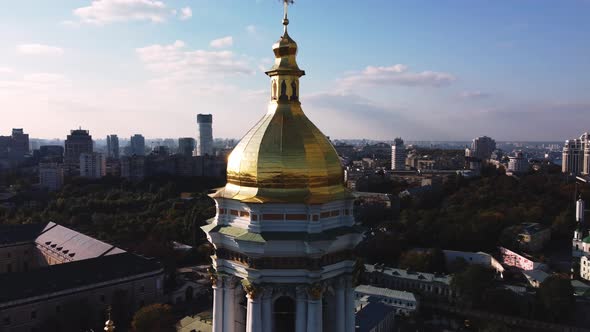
[201,3,363,332]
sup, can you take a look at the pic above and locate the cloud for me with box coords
[459,91,490,100]
[246,25,257,34]
[179,7,192,20]
[136,40,253,84]
[0,67,14,74]
[17,44,64,56]
[339,64,455,88]
[73,0,172,24]
[305,92,447,140]
[210,36,234,49]
[61,20,80,28]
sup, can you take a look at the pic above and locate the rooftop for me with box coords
[365,264,452,285]
[0,223,46,245]
[0,252,162,305]
[355,284,416,302]
[355,302,395,332]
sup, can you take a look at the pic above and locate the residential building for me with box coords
[39,163,64,191]
[64,129,93,175]
[354,302,396,332]
[130,134,146,156]
[469,136,496,160]
[178,137,196,157]
[508,151,529,174]
[196,114,213,156]
[106,134,119,159]
[0,128,30,166]
[10,128,29,157]
[443,250,504,276]
[121,155,146,181]
[80,152,106,179]
[364,264,454,301]
[0,222,163,332]
[39,145,64,163]
[580,255,590,282]
[515,222,551,252]
[562,132,590,175]
[355,285,418,316]
[523,269,550,288]
[391,138,406,171]
[498,247,546,271]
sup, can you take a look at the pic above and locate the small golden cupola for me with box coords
[215,2,349,204]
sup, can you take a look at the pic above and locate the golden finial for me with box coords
[282,0,294,33]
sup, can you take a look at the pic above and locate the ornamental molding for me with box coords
[306,283,323,300]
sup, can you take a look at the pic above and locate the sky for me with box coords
[0,0,589,141]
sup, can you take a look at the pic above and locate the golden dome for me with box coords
[213,5,349,205]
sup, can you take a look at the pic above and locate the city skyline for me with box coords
[1,0,589,141]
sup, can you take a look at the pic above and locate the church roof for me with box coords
[583,236,590,244]
[214,2,349,205]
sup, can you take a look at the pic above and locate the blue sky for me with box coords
[0,0,589,141]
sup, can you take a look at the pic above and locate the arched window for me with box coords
[273,296,295,332]
[290,80,298,100]
[272,81,278,100]
[280,80,288,100]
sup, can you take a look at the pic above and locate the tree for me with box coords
[450,265,495,308]
[536,276,574,323]
[131,303,176,332]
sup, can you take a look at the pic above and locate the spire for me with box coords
[283,0,290,33]
[267,0,304,102]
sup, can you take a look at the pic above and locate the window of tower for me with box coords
[263,214,284,221]
[273,296,295,332]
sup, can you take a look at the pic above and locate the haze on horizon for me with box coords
[1,0,589,142]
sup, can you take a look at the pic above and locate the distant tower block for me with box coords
[391,138,406,171]
[197,114,213,156]
[577,198,586,224]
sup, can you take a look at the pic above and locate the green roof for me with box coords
[201,223,363,244]
[583,236,590,244]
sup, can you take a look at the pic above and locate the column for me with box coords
[295,286,308,332]
[244,283,262,332]
[223,277,238,332]
[307,284,323,332]
[212,276,224,332]
[335,278,346,332]
[344,277,355,332]
[262,287,273,332]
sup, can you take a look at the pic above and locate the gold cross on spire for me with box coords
[283,0,294,32]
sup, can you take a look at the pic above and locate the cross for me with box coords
[282,0,294,31]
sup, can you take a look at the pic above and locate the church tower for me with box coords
[202,2,363,332]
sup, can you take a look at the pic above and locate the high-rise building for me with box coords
[202,7,362,332]
[79,152,106,179]
[130,134,146,156]
[39,163,64,191]
[106,135,120,159]
[121,155,146,181]
[562,132,590,175]
[196,114,213,156]
[0,129,30,166]
[178,137,196,157]
[10,128,29,156]
[507,151,529,174]
[64,129,93,174]
[391,138,406,171]
[468,136,496,160]
[39,145,64,163]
